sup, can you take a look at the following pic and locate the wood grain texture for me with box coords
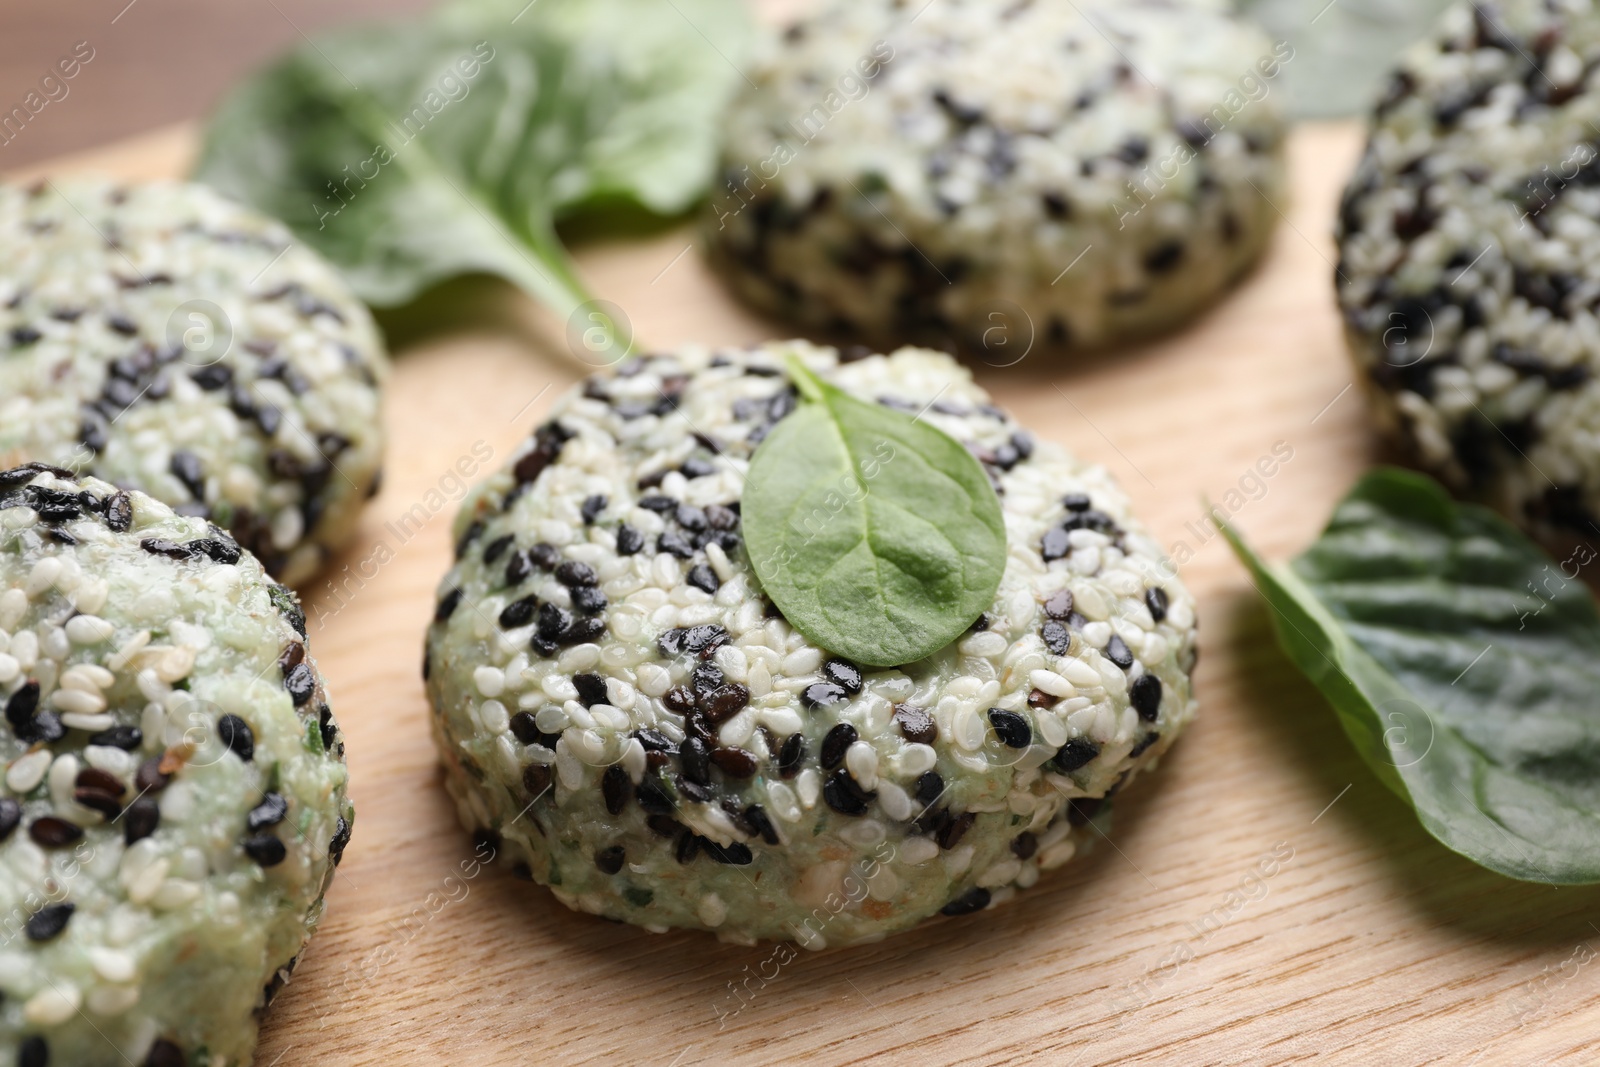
[17,119,1600,1067]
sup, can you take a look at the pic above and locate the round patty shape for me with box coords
[0,464,352,1066]
[1336,0,1600,543]
[705,0,1288,356]
[425,341,1197,948]
[0,179,387,587]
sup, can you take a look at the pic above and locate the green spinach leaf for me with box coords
[1223,466,1600,884]
[193,0,755,314]
[743,356,1006,668]
[1239,0,1452,118]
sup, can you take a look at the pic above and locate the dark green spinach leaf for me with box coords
[743,356,1006,668]
[1224,466,1600,883]
[193,0,754,314]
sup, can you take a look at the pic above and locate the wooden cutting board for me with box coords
[13,116,1600,1067]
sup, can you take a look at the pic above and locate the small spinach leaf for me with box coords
[743,355,1006,668]
[193,0,755,313]
[1224,466,1600,884]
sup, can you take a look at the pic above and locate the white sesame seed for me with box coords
[86,983,141,1016]
[60,712,117,732]
[24,982,81,1026]
[51,688,107,715]
[473,666,505,698]
[65,613,115,644]
[6,749,52,793]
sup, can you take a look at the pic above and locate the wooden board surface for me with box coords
[17,119,1600,1067]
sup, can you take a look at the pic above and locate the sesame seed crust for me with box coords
[0,179,387,587]
[704,0,1288,354]
[425,340,1198,948]
[0,466,352,1066]
[1336,0,1600,543]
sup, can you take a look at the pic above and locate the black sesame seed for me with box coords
[1012,831,1038,859]
[1105,635,1134,670]
[536,603,572,641]
[482,534,515,564]
[19,1036,48,1067]
[742,804,780,845]
[823,769,871,816]
[657,530,695,558]
[145,1038,185,1067]
[686,564,719,594]
[822,659,864,694]
[1043,590,1074,619]
[639,495,675,512]
[498,595,538,629]
[634,728,672,752]
[29,817,83,848]
[711,747,758,778]
[1041,527,1072,562]
[594,845,626,874]
[777,733,806,778]
[635,777,673,814]
[90,725,142,750]
[188,536,242,565]
[73,787,122,818]
[1131,674,1162,721]
[1053,737,1100,773]
[284,662,315,706]
[318,704,338,751]
[602,765,631,816]
[453,520,485,561]
[329,815,352,864]
[505,549,533,586]
[244,835,287,867]
[1062,493,1091,511]
[663,685,697,714]
[1130,732,1161,757]
[169,450,205,499]
[435,587,463,622]
[893,704,937,745]
[554,560,597,587]
[680,736,713,785]
[124,797,161,844]
[801,682,849,709]
[24,902,73,942]
[988,708,1032,748]
[248,793,289,832]
[937,811,976,849]
[691,663,725,694]
[703,839,753,865]
[580,495,607,524]
[564,616,606,644]
[615,524,644,555]
[1041,621,1071,655]
[525,542,559,572]
[0,798,19,841]
[10,325,41,346]
[821,723,857,770]
[1145,587,1169,623]
[191,364,233,391]
[4,680,40,729]
[217,714,255,761]
[677,777,712,804]
[509,711,541,745]
[571,586,608,613]
[702,684,749,725]
[915,771,944,806]
[522,763,552,798]
[134,759,171,794]
[941,887,991,916]
[675,831,700,863]
[573,673,609,707]
[19,710,61,745]
[140,538,193,561]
